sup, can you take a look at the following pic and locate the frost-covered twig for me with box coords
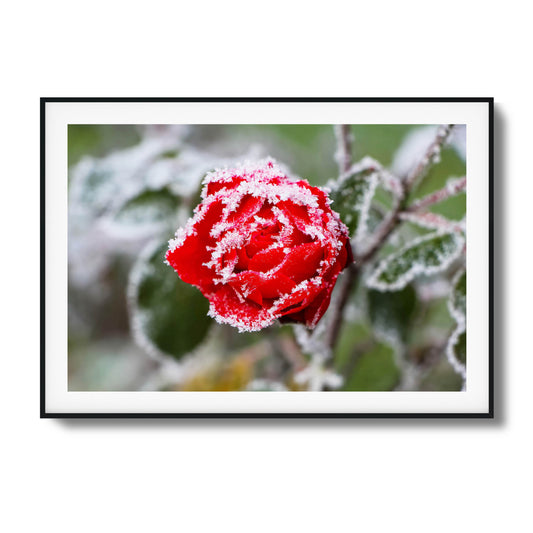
[358,127,459,264]
[326,125,358,352]
[406,176,466,212]
[325,263,360,350]
[327,126,458,352]
[404,124,455,191]
[334,124,354,174]
[398,211,464,233]
[357,195,405,265]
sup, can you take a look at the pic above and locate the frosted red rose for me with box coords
[166,159,352,332]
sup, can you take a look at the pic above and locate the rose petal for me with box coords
[277,241,324,284]
[208,285,275,332]
[248,247,286,273]
[204,176,243,197]
[227,194,264,222]
[228,271,296,301]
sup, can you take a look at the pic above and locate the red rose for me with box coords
[166,159,353,332]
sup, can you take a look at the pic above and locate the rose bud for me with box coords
[166,159,353,332]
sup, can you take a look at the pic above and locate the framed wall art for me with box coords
[41,97,493,417]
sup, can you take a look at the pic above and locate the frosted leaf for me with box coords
[329,156,380,243]
[368,285,417,345]
[366,231,465,291]
[103,188,181,239]
[446,323,466,380]
[446,269,466,381]
[69,130,184,216]
[128,240,211,360]
[449,269,466,324]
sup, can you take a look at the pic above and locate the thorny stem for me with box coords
[326,124,457,354]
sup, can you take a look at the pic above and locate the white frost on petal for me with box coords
[169,158,350,332]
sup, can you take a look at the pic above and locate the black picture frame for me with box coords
[41,97,494,419]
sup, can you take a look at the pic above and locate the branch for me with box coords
[326,125,357,352]
[404,124,455,191]
[406,176,466,212]
[325,263,359,350]
[334,124,354,174]
[356,197,404,264]
[398,211,465,233]
[326,125,457,354]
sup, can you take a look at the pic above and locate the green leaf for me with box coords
[419,357,463,391]
[112,188,181,233]
[343,342,400,391]
[71,159,117,213]
[129,241,211,360]
[368,285,417,344]
[446,269,466,375]
[452,329,466,365]
[333,322,372,370]
[367,231,465,291]
[450,269,466,320]
[329,158,379,239]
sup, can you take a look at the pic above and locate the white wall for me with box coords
[1,2,527,532]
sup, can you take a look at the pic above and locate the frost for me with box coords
[294,360,343,391]
[246,379,288,391]
[392,125,463,178]
[329,156,380,244]
[399,211,464,233]
[448,269,467,324]
[169,158,349,332]
[127,240,174,361]
[207,304,274,333]
[102,188,182,240]
[446,269,466,383]
[70,126,185,217]
[392,126,439,177]
[446,323,466,382]
[450,124,466,161]
[407,176,466,213]
[366,231,465,291]
[128,239,211,360]
[415,278,451,302]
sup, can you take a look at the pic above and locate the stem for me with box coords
[326,124,455,354]
[334,124,353,174]
[404,124,455,192]
[406,176,466,212]
[326,263,359,350]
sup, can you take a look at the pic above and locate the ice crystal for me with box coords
[366,231,465,291]
[294,360,343,391]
